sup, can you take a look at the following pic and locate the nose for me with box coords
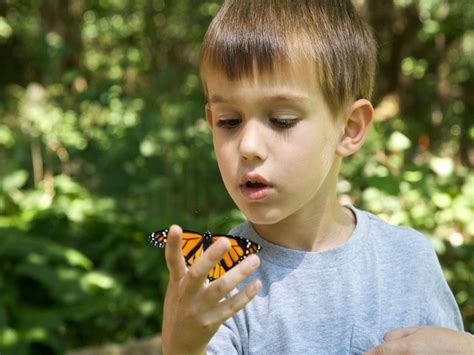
[239,121,267,161]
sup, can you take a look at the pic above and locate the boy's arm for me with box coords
[161,225,261,355]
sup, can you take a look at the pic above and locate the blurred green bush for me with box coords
[0,0,473,353]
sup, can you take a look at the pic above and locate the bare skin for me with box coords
[364,326,474,355]
[161,225,262,355]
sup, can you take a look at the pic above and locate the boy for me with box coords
[161,0,469,354]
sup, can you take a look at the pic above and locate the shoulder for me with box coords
[356,209,455,312]
[359,209,441,276]
[363,209,434,257]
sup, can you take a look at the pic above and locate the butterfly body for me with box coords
[201,231,213,249]
[147,229,261,281]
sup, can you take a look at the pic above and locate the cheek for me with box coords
[284,128,324,163]
[213,138,236,181]
[277,126,335,183]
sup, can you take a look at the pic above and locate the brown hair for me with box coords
[199,0,377,117]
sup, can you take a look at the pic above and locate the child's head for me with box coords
[199,0,377,118]
[199,0,377,226]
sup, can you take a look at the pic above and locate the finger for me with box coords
[364,339,409,355]
[364,344,386,355]
[164,225,187,281]
[184,237,231,292]
[363,344,384,355]
[210,278,262,323]
[205,254,260,304]
[383,327,419,342]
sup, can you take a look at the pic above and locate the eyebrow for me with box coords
[209,93,310,104]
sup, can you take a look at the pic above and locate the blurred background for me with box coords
[0,0,473,353]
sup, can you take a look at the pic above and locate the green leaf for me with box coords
[387,131,411,151]
[430,157,454,177]
[2,170,28,191]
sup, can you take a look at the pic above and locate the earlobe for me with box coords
[336,99,374,157]
[205,103,213,129]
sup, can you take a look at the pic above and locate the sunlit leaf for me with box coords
[81,272,116,292]
[430,157,454,177]
[2,170,28,191]
[387,131,411,151]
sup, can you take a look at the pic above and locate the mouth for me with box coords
[239,173,273,200]
[245,180,268,189]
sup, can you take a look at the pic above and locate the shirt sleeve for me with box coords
[206,318,242,355]
[422,245,464,331]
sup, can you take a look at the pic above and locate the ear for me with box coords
[205,103,213,129]
[336,99,374,157]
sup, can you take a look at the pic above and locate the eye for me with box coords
[216,118,241,129]
[270,118,299,129]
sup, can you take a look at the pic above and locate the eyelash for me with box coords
[216,118,299,130]
[270,118,299,129]
[216,118,241,129]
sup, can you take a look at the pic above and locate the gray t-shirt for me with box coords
[207,205,464,354]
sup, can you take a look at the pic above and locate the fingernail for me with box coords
[253,279,261,292]
[218,237,230,249]
[247,255,259,267]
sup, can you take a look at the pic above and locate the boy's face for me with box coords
[204,63,347,226]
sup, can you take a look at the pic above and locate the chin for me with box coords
[239,205,286,225]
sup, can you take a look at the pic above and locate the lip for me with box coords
[239,172,274,200]
[240,172,270,186]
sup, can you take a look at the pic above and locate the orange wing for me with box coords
[147,229,204,267]
[208,235,261,281]
[181,230,204,267]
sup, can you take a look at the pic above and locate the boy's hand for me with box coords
[161,225,262,355]
[364,326,474,355]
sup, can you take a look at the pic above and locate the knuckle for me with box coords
[187,266,201,281]
[214,279,230,296]
[243,283,256,299]
[234,262,253,281]
[229,297,244,314]
[208,241,228,261]
[164,249,175,263]
[240,261,254,277]
[199,317,216,334]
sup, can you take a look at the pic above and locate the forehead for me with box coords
[202,59,324,106]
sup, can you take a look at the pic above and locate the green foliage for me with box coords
[0,0,473,353]
[0,174,170,353]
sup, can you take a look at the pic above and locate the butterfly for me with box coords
[147,229,262,281]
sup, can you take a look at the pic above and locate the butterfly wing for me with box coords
[147,229,168,248]
[208,234,262,281]
[147,229,261,282]
[147,229,204,267]
[181,230,204,267]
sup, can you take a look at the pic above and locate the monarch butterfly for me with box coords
[147,229,262,281]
